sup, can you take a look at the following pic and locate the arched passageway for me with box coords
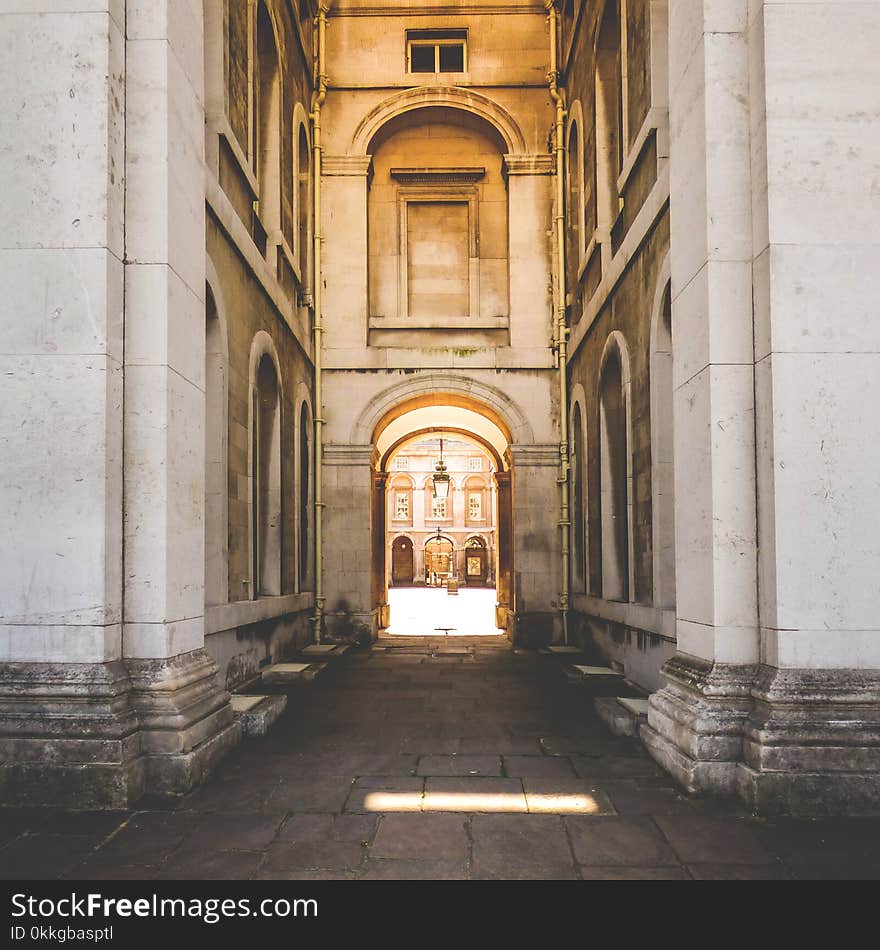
[370,395,515,639]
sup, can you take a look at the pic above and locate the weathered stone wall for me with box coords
[564,0,673,689]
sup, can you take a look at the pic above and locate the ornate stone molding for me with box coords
[125,649,240,796]
[508,444,560,467]
[737,664,880,815]
[502,154,554,177]
[641,654,758,796]
[390,166,486,185]
[322,155,374,178]
[0,661,143,808]
[323,443,375,466]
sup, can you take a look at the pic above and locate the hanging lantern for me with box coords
[432,438,450,501]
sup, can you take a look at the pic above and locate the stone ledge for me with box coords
[261,662,328,686]
[231,694,287,737]
[595,696,649,738]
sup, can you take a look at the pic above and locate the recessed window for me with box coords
[468,457,482,472]
[395,457,410,471]
[407,30,467,74]
[468,492,482,521]
[395,492,410,520]
[431,496,448,519]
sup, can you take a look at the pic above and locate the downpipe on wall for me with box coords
[311,3,329,643]
[547,1,570,646]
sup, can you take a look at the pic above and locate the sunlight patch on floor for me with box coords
[361,791,607,815]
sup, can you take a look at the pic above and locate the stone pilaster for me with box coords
[734,0,880,814]
[507,445,562,646]
[641,0,759,791]
[322,445,376,641]
[121,1,239,795]
[0,3,141,807]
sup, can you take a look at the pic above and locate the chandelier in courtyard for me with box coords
[432,437,450,501]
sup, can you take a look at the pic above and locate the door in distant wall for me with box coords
[465,536,488,586]
[391,536,414,586]
[425,536,454,586]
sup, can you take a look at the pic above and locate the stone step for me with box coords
[540,645,585,656]
[565,663,623,682]
[260,662,327,686]
[300,643,352,659]
[230,694,287,737]
[594,696,650,738]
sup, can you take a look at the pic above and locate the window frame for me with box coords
[406,31,468,74]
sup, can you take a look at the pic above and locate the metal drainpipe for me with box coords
[547,1,571,645]
[310,2,328,643]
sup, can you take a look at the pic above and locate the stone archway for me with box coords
[367,391,517,640]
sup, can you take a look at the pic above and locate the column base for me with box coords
[640,653,756,796]
[0,661,144,809]
[737,665,880,816]
[125,649,241,798]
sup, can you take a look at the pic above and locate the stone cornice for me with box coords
[390,166,486,185]
[324,444,375,466]
[323,155,374,178]
[503,154,554,177]
[508,444,560,467]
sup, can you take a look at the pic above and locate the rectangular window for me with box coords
[468,492,482,521]
[395,457,410,471]
[468,457,482,472]
[407,30,467,74]
[432,497,448,519]
[395,492,410,520]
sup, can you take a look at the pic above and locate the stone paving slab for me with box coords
[3,636,880,880]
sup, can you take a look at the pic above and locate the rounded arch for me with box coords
[205,262,230,608]
[597,330,634,604]
[295,385,313,592]
[248,330,284,397]
[389,472,415,491]
[293,103,312,280]
[566,98,586,262]
[650,253,672,355]
[351,86,527,156]
[569,381,589,594]
[384,427,504,474]
[249,330,283,599]
[292,101,311,152]
[354,372,533,450]
[649,255,675,609]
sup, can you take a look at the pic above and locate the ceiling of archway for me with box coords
[376,405,509,467]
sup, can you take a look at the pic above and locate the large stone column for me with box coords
[738,0,880,814]
[642,0,760,795]
[0,3,140,807]
[122,2,238,795]
[494,472,514,638]
[508,446,562,646]
[322,445,375,641]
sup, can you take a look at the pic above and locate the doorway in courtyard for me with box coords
[370,394,514,639]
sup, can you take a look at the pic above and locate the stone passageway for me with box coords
[2,640,879,880]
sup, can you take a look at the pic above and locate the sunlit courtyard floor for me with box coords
[2,641,880,880]
[385,587,500,636]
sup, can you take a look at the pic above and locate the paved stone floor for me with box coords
[2,638,880,880]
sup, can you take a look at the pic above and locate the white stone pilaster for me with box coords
[643,0,759,795]
[122,0,239,793]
